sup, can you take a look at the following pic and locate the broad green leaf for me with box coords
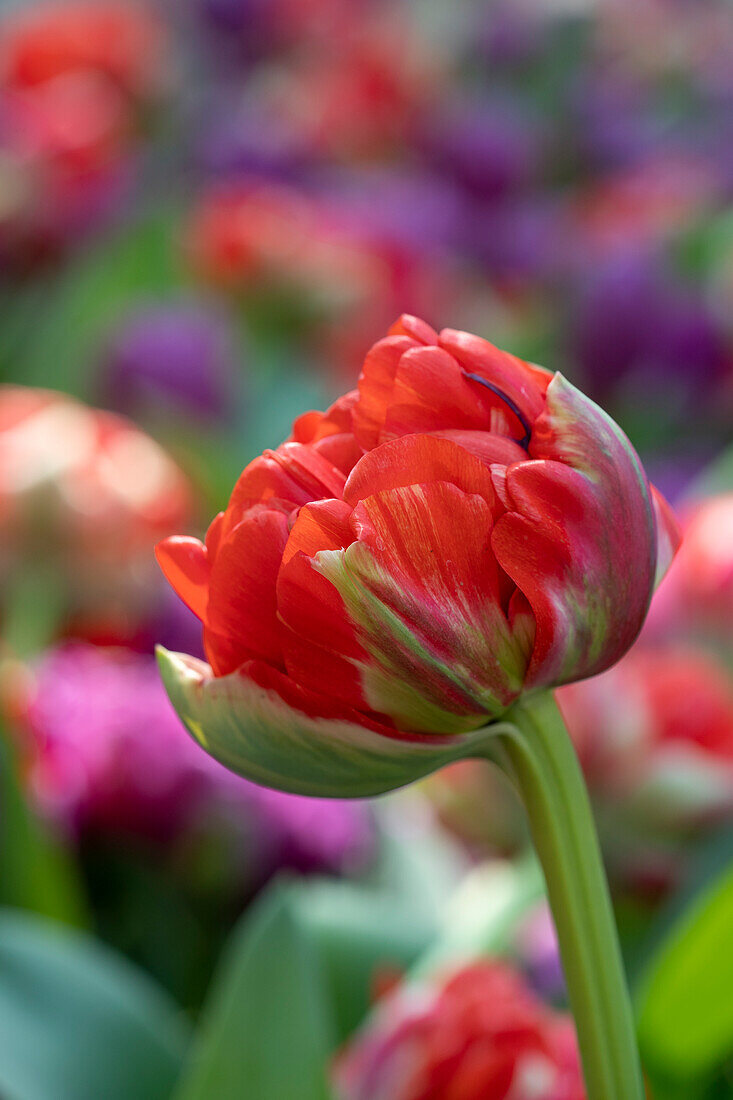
[174,883,336,1100]
[0,908,190,1100]
[636,859,733,1086]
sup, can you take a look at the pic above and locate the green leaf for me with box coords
[0,908,190,1100]
[0,721,87,927]
[636,858,733,1086]
[174,883,336,1100]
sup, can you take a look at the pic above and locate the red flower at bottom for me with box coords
[333,959,585,1100]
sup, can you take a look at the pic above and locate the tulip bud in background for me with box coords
[644,492,733,648]
[100,302,240,427]
[332,959,585,1100]
[156,314,678,798]
[557,645,733,893]
[0,386,191,648]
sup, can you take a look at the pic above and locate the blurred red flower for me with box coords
[333,959,585,1100]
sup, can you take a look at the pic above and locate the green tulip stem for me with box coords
[483,690,644,1100]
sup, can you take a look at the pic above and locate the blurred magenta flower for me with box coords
[155,314,678,797]
[19,642,373,875]
[101,302,239,425]
[333,959,585,1100]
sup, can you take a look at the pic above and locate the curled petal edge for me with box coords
[156,647,508,798]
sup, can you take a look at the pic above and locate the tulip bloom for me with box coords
[332,959,585,1100]
[157,314,678,798]
[157,315,677,1100]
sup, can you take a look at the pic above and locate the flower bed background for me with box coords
[0,1,731,1098]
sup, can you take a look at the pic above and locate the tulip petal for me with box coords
[492,373,660,687]
[651,484,682,588]
[315,481,530,732]
[226,442,346,520]
[206,505,290,674]
[353,335,419,449]
[388,314,438,343]
[157,647,496,797]
[155,536,210,621]
[438,328,551,425]
[343,433,501,510]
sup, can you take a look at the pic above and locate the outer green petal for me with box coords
[156,647,502,798]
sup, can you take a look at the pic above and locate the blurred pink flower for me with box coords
[558,645,733,892]
[645,493,733,645]
[333,959,585,1100]
[19,642,373,877]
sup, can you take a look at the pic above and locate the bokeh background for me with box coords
[0,1,732,1098]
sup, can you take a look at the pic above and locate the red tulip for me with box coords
[156,315,679,796]
[332,959,585,1100]
[559,646,733,838]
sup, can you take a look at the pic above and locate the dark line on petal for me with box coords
[463,371,532,450]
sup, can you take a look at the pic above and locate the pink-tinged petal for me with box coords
[492,373,660,687]
[227,442,346,519]
[344,434,500,511]
[353,335,419,450]
[157,648,497,797]
[155,536,210,621]
[388,313,438,344]
[206,505,290,674]
[651,484,682,588]
[314,481,531,732]
[438,328,550,425]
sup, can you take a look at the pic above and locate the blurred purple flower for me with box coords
[418,97,541,201]
[314,168,467,256]
[23,643,374,877]
[194,95,311,183]
[465,196,567,283]
[515,903,566,1003]
[571,249,728,394]
[101,302,240,424]
[473,2,545,68]
[569,72,664,172]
